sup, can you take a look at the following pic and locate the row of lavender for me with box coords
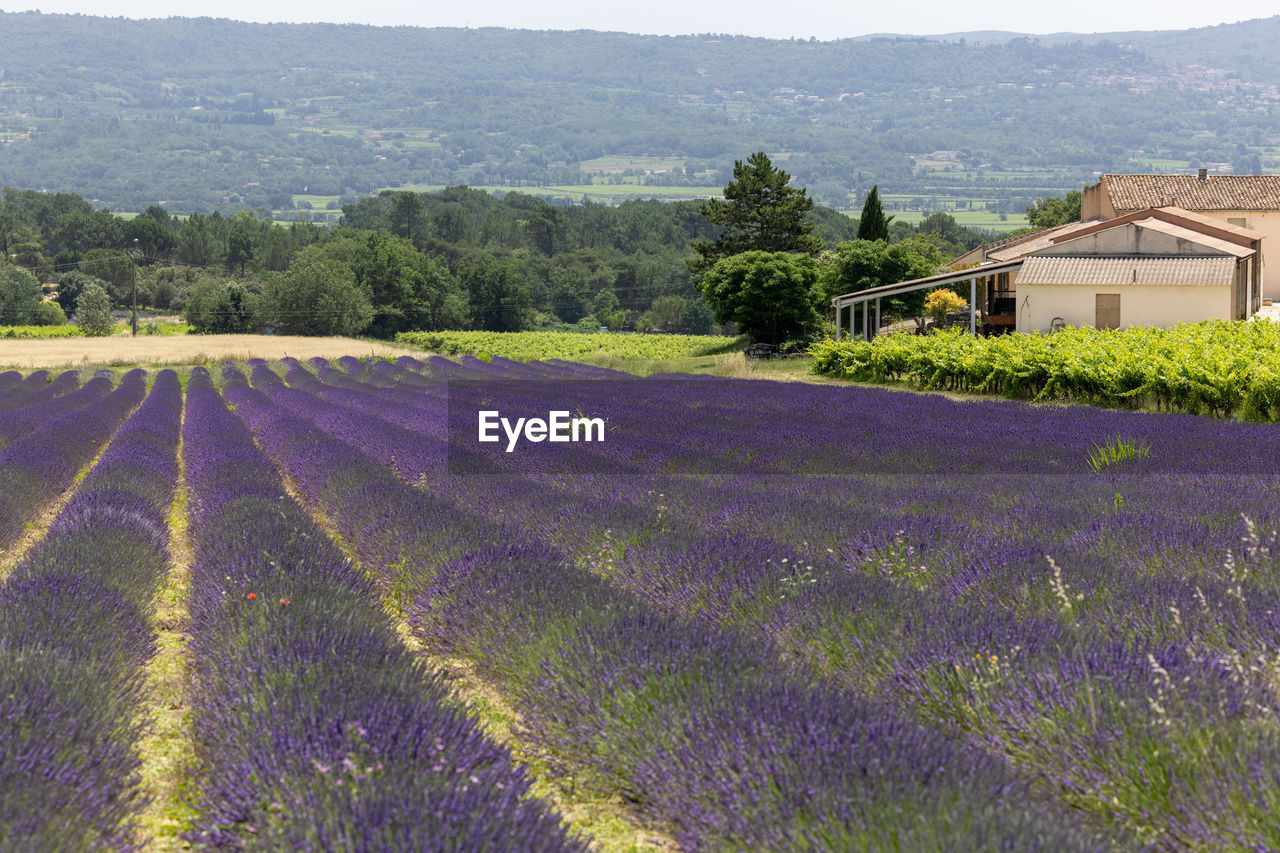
[234,357,1108,849]
[0,369,80,416]
[0,369,148,554]
[0,369,164,848]
[181,368,579,850]
[295,353,1280,847]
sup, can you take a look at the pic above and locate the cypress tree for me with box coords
[856,185,891,242]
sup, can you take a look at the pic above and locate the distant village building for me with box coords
[1082,171,1280,299]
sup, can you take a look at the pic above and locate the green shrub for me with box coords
[1087,437,1151,473]
[32,301,69,326]
[0,325,83,339]
[73,282,117,337]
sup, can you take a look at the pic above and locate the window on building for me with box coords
[1228,217,1249,228]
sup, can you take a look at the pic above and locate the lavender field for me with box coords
[3,355,1280,850]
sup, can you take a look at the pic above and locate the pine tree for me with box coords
[856,185,892,242]
[691,152,822,275]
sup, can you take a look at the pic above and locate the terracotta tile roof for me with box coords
[1102,175,1280,211]
[1018,256,1237,287]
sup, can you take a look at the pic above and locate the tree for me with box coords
[590,290,627,330]
[524,204,564,255]
[56,270,117,313]
[261,254,372,336]
[641,295,687,332]
[1235,152,1263,175]
[459,253,533,332]
[547,264,594,324]
[8,226,47,274]
[0,263,43,324]
[924,289,967,324]
[73,282,115,337]
[226,210,260,275]
[184,277,260,334]
[389,191,426,246]
[697,251,820,344]
[814,239,943,318]
[32,300,68,326]
[856,186,892,242]
[78,249,135,305]
[1025,190,1082,229]
[351,232,468,337]
[677,297,715,334]
[690,152,822,274]
[916,212,984,254]
[123,216,176,264]
[176,212,225,268]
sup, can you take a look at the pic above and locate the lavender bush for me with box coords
[0,369,179,849]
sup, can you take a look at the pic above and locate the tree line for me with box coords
[0,176,1023,338]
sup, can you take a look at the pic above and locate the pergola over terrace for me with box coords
[830,258,1024,341]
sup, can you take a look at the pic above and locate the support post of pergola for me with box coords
[970,277,977,335]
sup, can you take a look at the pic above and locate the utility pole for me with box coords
[131,238,139,336]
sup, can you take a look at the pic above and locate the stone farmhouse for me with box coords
[832,199,1264,339]
[1082,171,1280,300]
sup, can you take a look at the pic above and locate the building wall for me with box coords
[1092,202,1278,300]
[1016,284,1231,333]
[1053,224,1233,258]
[1204,210,1280,301]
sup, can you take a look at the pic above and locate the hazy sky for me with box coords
[8,2,1278,39]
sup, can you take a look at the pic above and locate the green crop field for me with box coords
[891,209,1029,230]
[546,185,721,202]
[1137,158,1193,171]
[578,155,688,173]
[370,183,721,206]
[291,194,343,210]
[395,329,739,361]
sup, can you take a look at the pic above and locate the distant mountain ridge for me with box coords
[1,12,1278,217]
[859,16,1280,80]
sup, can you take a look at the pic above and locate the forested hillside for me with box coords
[2,13,1280,219]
